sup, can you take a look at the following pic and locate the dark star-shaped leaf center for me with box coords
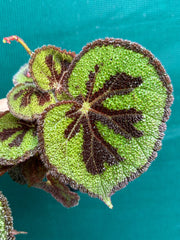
[64,65,144,175]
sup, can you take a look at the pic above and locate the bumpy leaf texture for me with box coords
[0,191,15,240]
[7,84,56,121]
[38,38,173,208]
[0,111,38,167]
[7,46,76,122]
[29,45,75,92]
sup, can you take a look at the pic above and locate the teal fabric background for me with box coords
[0,0,179,239]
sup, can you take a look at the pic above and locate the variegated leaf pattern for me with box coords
[29,45,75,92]
[0,111,38,166]
[7,83,56,121]
[38,39,173,208]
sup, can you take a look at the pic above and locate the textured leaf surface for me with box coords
[0,111,38,166]
[7,84,56,121]
[29,45,75,92]
[0,192,14,240]
[38,39,173,207]
[13,63,33,85]
[34,173,80,208]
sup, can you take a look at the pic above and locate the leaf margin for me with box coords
[0,191,15,240]
[29,45,76,93]
[37,38,174,208]
[0,111,38,167]
[7,83,56,122]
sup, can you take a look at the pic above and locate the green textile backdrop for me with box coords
[0,0,179,239]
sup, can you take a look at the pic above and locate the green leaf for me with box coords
[0,192,27,239]
[29,45,75,92]
[0,191,14,239]
[0,111,38,166]
[38,39,173,208]
[13,63,33,85]
[7,83,56,121]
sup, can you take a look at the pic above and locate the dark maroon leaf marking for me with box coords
[64,65,144,175]
[13,86,51,107]
[0,121,35,148]
[45,54,71,89]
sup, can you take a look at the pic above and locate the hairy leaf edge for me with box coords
[7,83,55,122]
[0,111,38,166]
[29,45,76,93]
[0,191,15,240]
[37,38,174,208]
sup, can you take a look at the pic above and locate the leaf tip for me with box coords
[103,197,113,209]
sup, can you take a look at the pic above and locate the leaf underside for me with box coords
[34,173,80,208]
[0,111,38,166]
[8,155,47,186]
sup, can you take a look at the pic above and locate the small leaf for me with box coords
[7,83,56,121]
[0,111,38,166]
[34,173,80,208]
[38,39,173,207]
[29,45,75,92]
[13,63,33,85]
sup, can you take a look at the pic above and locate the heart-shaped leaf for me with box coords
[29,45,75,92]
[0,111,38,166]
[7,84,56,121]
[38,39,173,208]
[13,63,33,85]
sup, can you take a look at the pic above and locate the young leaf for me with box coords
[0,111,38,166]
[29,45,75,92]
[34,173,80,208]
[13,63,33,85]
[7,83,56,121]
[38,39,173,208]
